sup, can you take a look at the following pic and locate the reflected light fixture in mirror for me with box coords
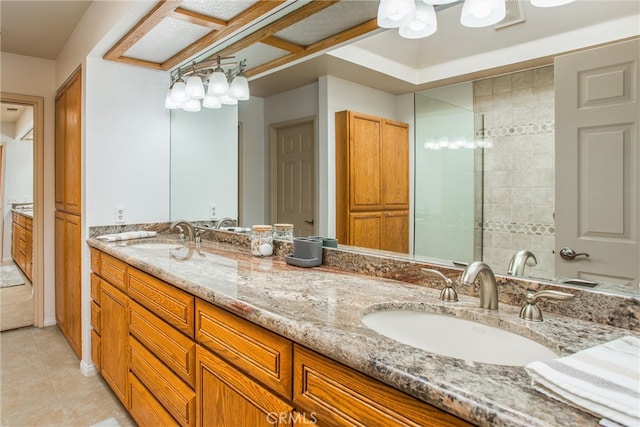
[379,0,576,38]
[165,55,249,111]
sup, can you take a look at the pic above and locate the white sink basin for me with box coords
[126,241,184,250]
[361,310,557,366]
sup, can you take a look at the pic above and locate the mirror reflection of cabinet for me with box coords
[336,111,409,252]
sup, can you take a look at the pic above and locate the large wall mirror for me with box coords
[170,1,639,298]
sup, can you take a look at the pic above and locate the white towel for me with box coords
[525,336,640,427]
[96,231,157,242]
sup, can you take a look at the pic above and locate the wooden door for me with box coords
[349,212,382,250]
[196,346,293,427]
[382,211,409,253]
[64,72,82,215]
[349,113,382,212]
[65,213,82,356]
[555,39,639,289]
[100,281,130,407]
[54,212,66,333]
[382,119,409,210]
[55,92,66,211]
[273,121,315,237]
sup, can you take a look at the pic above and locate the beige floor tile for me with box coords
[0,266,33,332]
[63,384,134,427]
[0,401,70,427]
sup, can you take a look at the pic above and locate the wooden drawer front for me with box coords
[128,268,194,338]
[91,273,101,304]
[130,300,196,387]
[91,329,101,372]
[130,338,195,427]
[91,249,101,276]
[195,299,293,399]
[100,253,127,292]
[129,373,179,427]
[293,345,472,427]
[24,216,33,232]
[91,301,101,334]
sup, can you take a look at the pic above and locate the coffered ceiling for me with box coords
[104,0,381,79]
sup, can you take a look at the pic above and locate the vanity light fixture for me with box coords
[379,0,576,39]
[165,56,250,111]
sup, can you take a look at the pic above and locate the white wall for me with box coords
[0,128,33,261]
[14,108,33,140]
[0,52,57,325]
[238,97,266,226]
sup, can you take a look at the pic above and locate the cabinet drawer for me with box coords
[91,329,101,372]
[195,299,293,399]
[91,273,101,304]
[100,252,127,292]
[128,268,194,338]
[130,300,196,387]
[130,337,195,427]
[129,373,179,427]
[91,301,101,334]
[293,345,472,427]
[91,248,101,276]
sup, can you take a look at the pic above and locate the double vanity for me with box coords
[87,225,638,426]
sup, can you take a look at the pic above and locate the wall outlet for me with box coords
[209,203,216,219]
[115,205,126,223]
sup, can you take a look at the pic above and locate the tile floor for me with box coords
[0,326,135,426]
[0,263,33,332]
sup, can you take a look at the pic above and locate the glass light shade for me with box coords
[229,74,250,101]
[185,75,205,99]
[164,88,182,109]
[182,98,201,112]
[422,0,458,4]
[208,69,229,96]
[202,95,222,109]
[377,0,416,28]
[460,0,506,28]
[530,0,575,6]
[219,94,238,105]
[399,3,437,38]
[170,80,188,103]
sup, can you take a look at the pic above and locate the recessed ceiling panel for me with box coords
[180,0,260,21]
[232,43,290,70]
[275,1,378,46]
[124,17,213,63]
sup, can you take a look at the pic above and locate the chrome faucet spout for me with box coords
[170,220,195,242]
[508,250,537,277]
[461,261,499,310]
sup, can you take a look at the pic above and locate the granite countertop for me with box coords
[12,208,33,219]
[87,237,637,427]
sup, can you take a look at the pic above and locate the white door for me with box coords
[271,121,315,237]
[555,39,639,290]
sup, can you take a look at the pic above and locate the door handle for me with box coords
[304,219,314,225]
[559,247,590,261]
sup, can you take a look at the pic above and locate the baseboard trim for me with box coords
[80,359,98,377]
[44,316,57,327]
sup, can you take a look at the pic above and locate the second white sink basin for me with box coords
[361,310,557,366]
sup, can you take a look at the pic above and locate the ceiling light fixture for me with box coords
[165,56,250,111]
[379,0,576,39]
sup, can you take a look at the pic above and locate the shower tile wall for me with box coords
[473,66,555,278]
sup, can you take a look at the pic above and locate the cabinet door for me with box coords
[64,213,82,357]
[382,119,409,210]
[382,211,409,253]
[55,91,66,211]
[349,212,382,250]
[101,281,129,407]
[54,212,66,333]
[196,346,293,427]
[349,112,383,211]
[64,72,82,215]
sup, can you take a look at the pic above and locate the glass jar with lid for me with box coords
[251,225,273,257]
[273,223,294,241]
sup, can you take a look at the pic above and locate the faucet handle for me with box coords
[519,290,575,322]
[421,268,458,302]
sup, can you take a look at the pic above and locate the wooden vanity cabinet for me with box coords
[11,211,33,282]
[293,344,472,427]
[336,110,409,253]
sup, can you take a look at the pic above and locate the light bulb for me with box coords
[377,0,416,28]
[202,96,222,109]
[208,68,229,96]
[185,75,205,99]
[164,88,181,109]
[460,0,506,28]
[170,80,187,103]
[229,74,250,101]
[399,3,437,39]
[182,98,201,112]
[219,94,238,105]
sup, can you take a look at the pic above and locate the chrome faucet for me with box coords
[461,262,499,310]
[215,217,236,229]
[170,220,195,241]
[508,250,537,277]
